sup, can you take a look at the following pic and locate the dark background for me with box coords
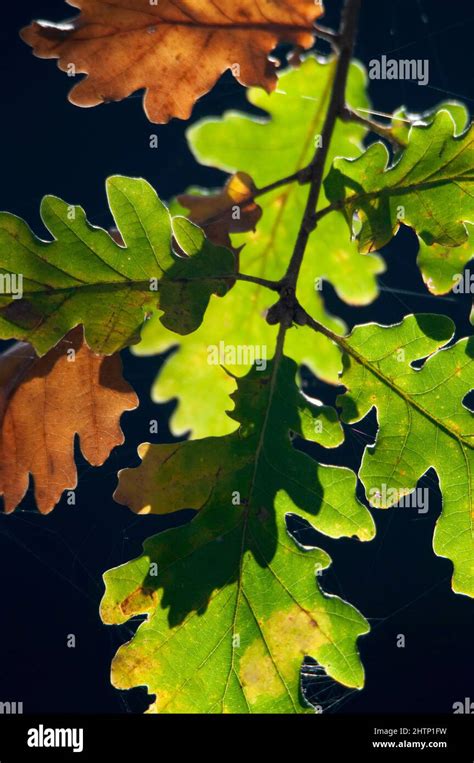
[0,0,473,714]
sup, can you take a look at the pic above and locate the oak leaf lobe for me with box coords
[21,0,323,123]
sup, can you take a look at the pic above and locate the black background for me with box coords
[0,0,473,715]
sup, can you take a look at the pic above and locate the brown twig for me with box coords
[234,273,280,291]
[266,0,362,327]
[340,105,404,148]
[192,26,411,240]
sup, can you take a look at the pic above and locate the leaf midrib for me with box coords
[222,333,297,711]
[63,18,316,39]
[342,173,474,208]
[4,274,228,299]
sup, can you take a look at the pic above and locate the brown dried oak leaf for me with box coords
[178,172,263,248]
[20,0,323,123]
[0,326,137,514]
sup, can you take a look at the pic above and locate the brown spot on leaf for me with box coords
[239,605,329,705]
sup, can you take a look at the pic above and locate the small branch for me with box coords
[299,308,348,347]
[313,200,342,222]
[234,273,280,291]
[182,0,365,318]
[340,105,404,148]
[265,292,349,351]
[188,29,405,239]
[266,0,362,328]
[256,170,304,197]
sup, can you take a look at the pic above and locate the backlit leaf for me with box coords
[0,326,137,513]
[417,222,474,295]
[102,354,374,713]
[21,0,323,124]
[135,57,384,437]
[325,110,474,253]
[0,176,235,355]
[390,100,468,148]
[337,314,474,596]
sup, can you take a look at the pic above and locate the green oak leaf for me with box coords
[135,56,384,437]
[101,355,374,713]
[325,109,474,253]
[417,222,474,295]
[337,314,474,596]
[389,103,474,294]
[391,100,469,147]
[0,176,235,355]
